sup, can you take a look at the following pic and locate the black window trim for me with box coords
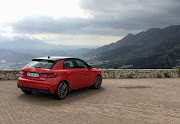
[63,58,91,69]
[74,59,90,69]
[63,59,77,69]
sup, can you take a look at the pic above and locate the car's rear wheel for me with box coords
[21,89,32,94]
[55,81,68,100]
[94,75,102,89]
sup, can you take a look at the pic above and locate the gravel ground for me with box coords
[0,78,180,124]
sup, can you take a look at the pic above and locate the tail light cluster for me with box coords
[20,70,26,77]
[41,73,58,78]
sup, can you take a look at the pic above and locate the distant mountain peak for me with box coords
[146,28,161,32]
[126,33,134,36]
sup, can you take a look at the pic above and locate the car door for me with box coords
[74,59,92,87]
[63,59,83,89]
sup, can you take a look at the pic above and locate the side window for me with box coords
[63,60,75,69]
[75,60,88,69]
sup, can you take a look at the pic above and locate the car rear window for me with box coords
[25,60,55,69]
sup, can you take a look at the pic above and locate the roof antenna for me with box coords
[48,56,50,59]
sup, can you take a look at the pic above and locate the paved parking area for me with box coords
[0,78,180,124]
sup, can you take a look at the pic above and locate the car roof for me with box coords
[32,56,79,61]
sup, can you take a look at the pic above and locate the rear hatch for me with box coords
[20,59,57,80]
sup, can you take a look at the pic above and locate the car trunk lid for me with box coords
[21,67,54,81]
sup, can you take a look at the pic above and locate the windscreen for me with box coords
[25,60,55,69]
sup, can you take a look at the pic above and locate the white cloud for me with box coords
[0,26,13,33]
[0,0,92,23]
[0,0,180,46]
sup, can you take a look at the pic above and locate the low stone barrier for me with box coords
[0,69,179,80]
[100,69,180,79]
[0,70,20,80]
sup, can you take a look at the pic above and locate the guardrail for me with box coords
[0,69,179,80]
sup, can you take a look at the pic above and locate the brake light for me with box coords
[42,73,58,78]
[20,70,26,74]
[20,70,26,77]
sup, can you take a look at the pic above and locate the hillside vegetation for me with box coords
[86,25,180,68]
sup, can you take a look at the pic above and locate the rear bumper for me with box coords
[18,85,50,94]
[17,77,57,94]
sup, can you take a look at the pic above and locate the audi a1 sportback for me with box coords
[17,56,102,99]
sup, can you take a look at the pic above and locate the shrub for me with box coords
[157,73,162,78]
[164,73,171,78]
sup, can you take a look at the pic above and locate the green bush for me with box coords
[164,73,171,78]
[157,73,162,78]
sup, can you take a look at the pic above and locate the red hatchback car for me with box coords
[17,56,102,99]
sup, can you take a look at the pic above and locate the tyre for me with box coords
[21,89,32,94]
[94,75,102,89]
[55,81,68,100]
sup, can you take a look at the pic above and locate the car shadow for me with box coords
[17,86,105,105]
[118,86,151,89]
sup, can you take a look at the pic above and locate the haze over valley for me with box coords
[0,25,180,69]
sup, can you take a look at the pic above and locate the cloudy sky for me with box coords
[0,0,180,46]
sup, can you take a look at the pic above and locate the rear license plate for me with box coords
[27,72,39,77]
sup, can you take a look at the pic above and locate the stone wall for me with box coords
[0,69,179,80]
[100,69,180,79]
[0,70,20,80]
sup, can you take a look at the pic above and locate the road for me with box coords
[0,78,180,124]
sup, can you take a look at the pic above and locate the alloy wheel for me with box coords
[94,76,102,89]
[57,82,68,99]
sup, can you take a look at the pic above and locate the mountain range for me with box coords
[0,25,180,69]
[0,37,94,69]
[0,37,94,63]
[85,25,180,69]
[0,48,34,62]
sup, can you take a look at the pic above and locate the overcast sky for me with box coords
[0,0,180,46]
